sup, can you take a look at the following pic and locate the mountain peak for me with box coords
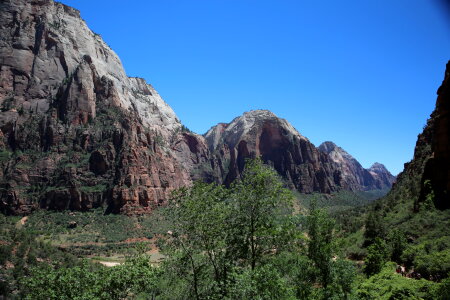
[205,110,306,151]
[318,142,356,164]
[242,109,277,118]
[318,141,338,154]
[370,162,388,171]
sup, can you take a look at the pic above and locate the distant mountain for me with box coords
[204,110,395,194]
[204,110,342,193]
[318,142,396,191]
[0,0,395,215]
[368,162,397,189]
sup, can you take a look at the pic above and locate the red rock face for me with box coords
[205,110,342,194]
[0,0,207,215]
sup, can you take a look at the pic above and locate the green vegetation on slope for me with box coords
[295,188,389,214]
[1,159,447,299]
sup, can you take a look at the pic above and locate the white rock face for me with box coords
[320,142,361,178]
[0,0,180,137]
[128,77,181,134]
[204,123,228,151]
[204,110,308,150]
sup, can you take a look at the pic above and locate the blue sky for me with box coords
[60,0,450,175]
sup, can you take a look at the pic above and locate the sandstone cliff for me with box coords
[0,0,213,214]
[205,110,343,193]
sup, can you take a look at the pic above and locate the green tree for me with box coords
[307,200,336,288]
[388,229,407,262]
[20,255,160,300]
[164,182,231,299]
[364,237,389,276]
[329,259,356,300]
[161,159,296,299]
[364,210,385,247]
[229,158,294,271]
[433,274,450,300]
[229,265,296,300]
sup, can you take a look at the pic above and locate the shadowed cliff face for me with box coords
[0,0,217,215]
[383,61,450,211]
[418,61,450,209]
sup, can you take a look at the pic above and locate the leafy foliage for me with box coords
[2,157,447,299]
[364,237,389,276]
[356,262,437,299]
[307,199,335,287]
[20,255,160,300]
[160,159,357,299]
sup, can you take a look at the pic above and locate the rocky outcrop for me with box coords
[383,61,450,211]
[204,110,342,193]
[417,61,450,209]
[318,142,395,191]
[204,111,396,194]
[0,0,215,214]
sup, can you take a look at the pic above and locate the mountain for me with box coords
[0,0,220,214]
[204,110,395,194]
[318,141,395,191]
[368,162,396,188]
[0,0,394,215]
[204,110,342,193]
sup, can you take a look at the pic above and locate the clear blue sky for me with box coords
[59,0,450,175]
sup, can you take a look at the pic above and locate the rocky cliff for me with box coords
[417,61,450,209]
[204,110,343,193]
[318,142,395,191]
[204,111,396,194]
[380,61,450,211]
[0,0,216,214]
